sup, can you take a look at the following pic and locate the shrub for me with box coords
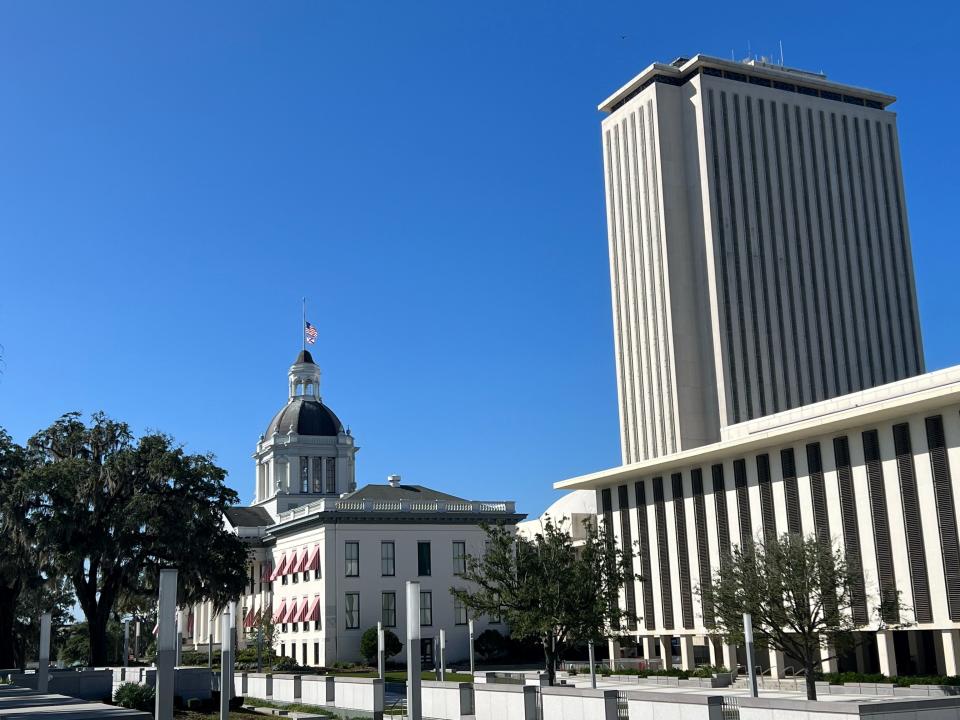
[114,682,155,712]
[271,656,307,672]
[475,629,509,661]
[359,627,403,664]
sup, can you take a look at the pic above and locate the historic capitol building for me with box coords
[557,53,960,679]
[181,349,524,666]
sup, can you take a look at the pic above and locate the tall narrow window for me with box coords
[314,643,319,665]
[617,484,637,630]
[345,542,359,577]
[325,457,337,494]
[300,457,310,493]
[381,542,395,576]
[312,457,323,493]
[382,592,397,627]
[420,591,433,626]
[926,415,960,619]
[418,542,432,576]
[454,595,468,625]
[345,593,360,629]
[453,542,466,575]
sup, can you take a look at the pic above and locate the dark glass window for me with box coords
[345,542,359,577]
[417,542,432,576]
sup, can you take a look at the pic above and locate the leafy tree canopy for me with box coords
[360,626,403,664]
[451,518,635,685]
[708,532,904,700]
[23,412,249,665]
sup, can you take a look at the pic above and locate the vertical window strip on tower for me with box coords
[601,488,619,629]
[691,469,714,626]
[634,482,656,631]
[806,442,831,544]
[712,465,732,567]
[756,454,777,546]
[652,477,675,629]
[671,474,695,629]
[618,485,638,630]
[832,436,868,624]
[892,422,933,623]
[862,429,899,623]
[926,415,960,619]
[780,448,802,535]
[733,459,752,548]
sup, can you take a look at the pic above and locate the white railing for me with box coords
[277,498,516,523]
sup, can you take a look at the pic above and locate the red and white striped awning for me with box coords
[303,595,322,623]
[305,545,320,572]
[272,598,287,623]
[282,598,299,624]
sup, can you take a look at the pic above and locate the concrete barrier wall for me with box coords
[246,673,273,699]
[9,670,113,701]
[542,686,619,720]
[301,675,335,706]
[139,667,212,701]
[234,671,247,696]
[421,681,474,719]
[626,692,724,720]
[334,677,384,713]
[737,695,960,720]
[475,683,538,720]
[271,674,302,703]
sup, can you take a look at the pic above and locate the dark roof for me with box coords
[295,350,315,365]
[224,506,273,528]
[265,398,343,437]
[342,484,469,504]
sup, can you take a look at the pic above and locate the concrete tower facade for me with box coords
[601,54,924,464]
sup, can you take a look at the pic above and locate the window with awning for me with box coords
[283,598,300,624]
[272,599,287,623]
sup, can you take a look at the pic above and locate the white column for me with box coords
[721,643,738,675]
[439,629,446,680]
[406,581,422,720]
[659,636,673,669]
[769,649,787,679]
[708,636,719,667]
[468,620,475,675]
[941,630,960,677]
[820,642,838,673]
[377,621,385,680]
[608,638,619,671]
[155,569,178,720]
[679,636,695,670]
[642,636,657,661]
[877,631,898,678]
[37,613,51,693]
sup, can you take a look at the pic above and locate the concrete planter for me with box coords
[541,686,619,720]
[246,672,273,699]
[271,673,301,703]
[422,680,474,719]
[301,675,335,705]
[475,683,538,720]
[333,677,384,716]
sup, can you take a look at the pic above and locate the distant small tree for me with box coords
[475,628,509,661]
[360,627,402,665]
[451,518,635,685]
[708,532,901,700]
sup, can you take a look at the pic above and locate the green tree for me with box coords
[359,626,402,665]
[451,519,635,686]
[708,532,897,700]
[23,412,249,665]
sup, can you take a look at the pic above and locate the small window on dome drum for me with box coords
[300,457,309,493]
[325,457,336,494]
[312,458,323,493]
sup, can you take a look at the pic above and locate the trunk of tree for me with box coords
[805,662,818,701]
[87,611,109,666]
[543,639,557,686]
[0,588,18,669]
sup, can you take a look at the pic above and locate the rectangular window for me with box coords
[312,457,323,493]
[418,542,432,576]
[302,642,307,666]
[381,542,395,576]
[314,642,319,665]
[345,542,359,577]
[281,575,288,586]
[300,457,310,493]
[454,595,468,625]
[325,457,337,494]
[489,611,501,624]
[382,592,397,627]
[291,643,297,662]
[345,593,360,629]
[314,619,321,631]
[280,642,285,656]
[420,591,432,626]
[452,542,466,575]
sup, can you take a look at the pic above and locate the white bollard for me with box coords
[37,613,51,693]
[439,629,446,681]
[744,613,758,698]
[406,581,422,720]
[468,619,475,675]
[377,621,385,680]
[123,620,129,668]
[155,569,178,720]
[588,642,596,689]
[220,606,233,719]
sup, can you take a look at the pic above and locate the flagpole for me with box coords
[302,297,305,352]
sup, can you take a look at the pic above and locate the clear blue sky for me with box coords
[1,0,958,518]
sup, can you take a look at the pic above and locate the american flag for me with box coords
[305,321,318,345]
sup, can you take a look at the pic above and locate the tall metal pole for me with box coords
[405,581,422,720]
[588,642,597,689]
[155,569,178,720]
[256,624,263,673]
[220,606,233,719]
[123,620,130,668]
[468,619,475,676]
[377,621,385,680]
[37,613,51,693]
[744,613,758,698]
[439,629,446,682]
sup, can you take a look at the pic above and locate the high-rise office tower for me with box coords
[600,54,924,464]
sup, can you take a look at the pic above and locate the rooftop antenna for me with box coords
[779,40,784,66]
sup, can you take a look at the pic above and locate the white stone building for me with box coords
[183,350,523,667]
[554,53,960,679]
